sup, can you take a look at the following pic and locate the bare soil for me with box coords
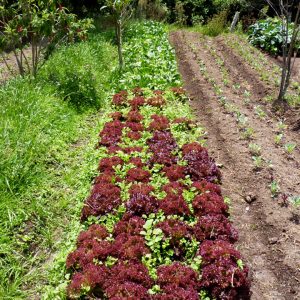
[170,30,300,300]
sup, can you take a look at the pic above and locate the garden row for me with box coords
[65,87,251,299]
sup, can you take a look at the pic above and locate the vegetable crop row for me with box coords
[65,87,251,300]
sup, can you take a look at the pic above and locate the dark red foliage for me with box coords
[199,240,242,265]
[147,95,166,107]
[126,167,151,183]
[132,87,144,96]
[149,150,177,167]
[173,117,193,125]
[126,130,142,140]
[148,115,170,131]
[98,156,123,173]
[111,234,150,260]
[171,87,185,96]
[129,183,154,196]
[156,263,199,290]
[159,194,191,216]
[162,164,185,181]
[200,257,250,300]
[125,121,144,132]
[147,130,177,153]
[81,183,121,220]
[182,142,221,182]
[94,172,115,184]
[192,180,222,196]
[123,146,143,154]
[110,112,123,121]
[113,91,128,106]
[126,110,144,122]
[193,214,238,243]
[153,285,199,300]
[153,90,164,95]
[163,182,186,196]
[157,219,191,244]
[107,145,123,154]
[128,157,144,168]
[192,193,229,217]
[77,224,108,246]
[105,282,150,300]
[103,261,153,290]
[113,215,145,237]
[126,192,159,216]
[99,120,124,147]
[67,272,86,298]
[66,239,111,270]
[129,96,145,109]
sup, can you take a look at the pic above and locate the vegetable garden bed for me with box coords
[65,88,250,299]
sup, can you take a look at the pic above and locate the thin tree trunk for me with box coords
[116,20,123,69]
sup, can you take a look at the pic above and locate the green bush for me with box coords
[201,10,229,36]
[248,17,300,55]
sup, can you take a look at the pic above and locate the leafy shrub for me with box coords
[200,10,229,37]
[248,17,300,55]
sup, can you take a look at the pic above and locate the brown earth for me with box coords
[170,30,300,300]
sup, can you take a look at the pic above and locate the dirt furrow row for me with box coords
[170,30,300,300]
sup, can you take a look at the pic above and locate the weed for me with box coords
[289,196,300,207]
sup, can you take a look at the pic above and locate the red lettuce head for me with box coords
[156,262,199,290]
[193,214,238,243]
[113,215,145,237]
[81,183,121,220]
[148,115,170,131]
[111,234,150,260]
[163,164,186,181]
[159,194,191,216]
[112,90,128,106]
[77,224,108,246]
[126,167,151,183]
[192,193,228,217]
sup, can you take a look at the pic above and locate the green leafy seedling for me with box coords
[249,143,261,156]
[284,142,297,154]
[270,180,280,198]
[274,133,283,145]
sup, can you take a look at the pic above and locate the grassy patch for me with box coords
[0,33,117,299]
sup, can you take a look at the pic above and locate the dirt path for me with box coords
[170,30,300,300]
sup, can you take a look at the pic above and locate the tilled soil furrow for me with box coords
[170,30,300,300]
[185,32,300,199]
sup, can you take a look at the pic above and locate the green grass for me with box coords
[0,32,117,299]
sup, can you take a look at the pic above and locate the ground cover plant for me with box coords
[0,29,118,298]
[64,88,250,300]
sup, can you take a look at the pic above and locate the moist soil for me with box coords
[170,30,300,300]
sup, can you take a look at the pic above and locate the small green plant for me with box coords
[274,133,283,145]
[284,142,297,154]
[277,120,287,132]
[252,155,263,170]
[270,180,280,198]
[249,143,261,156]
[254,105,266,119]
[242,127,255,140]
[289,196,300,207]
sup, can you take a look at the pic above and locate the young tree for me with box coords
[102,0,134,69]
[0,0,93,77]
[266,0,300,108]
